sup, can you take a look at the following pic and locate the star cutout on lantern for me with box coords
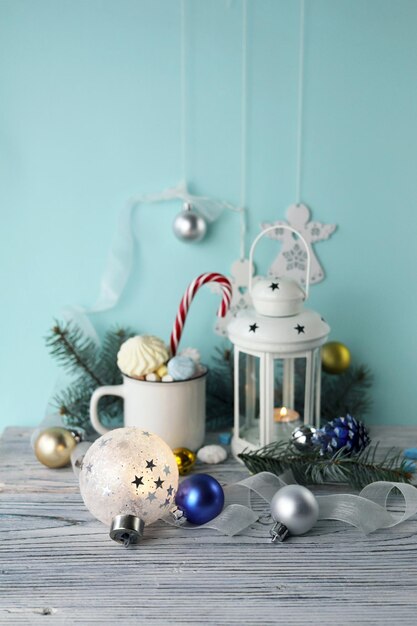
[294,324,305,334]
[163,465,171,476]
[146,459,156,471]
[160,498,171,509]
[142,431,151,437]
[99,438,110,448]
[269,282,279,291]
[85,463,93,473]
[167,485,174,496]
[154,477,164,489]
[131,475,144,488]
[146,491,157,502]
[102,486,111,496]
[249,323,259,333]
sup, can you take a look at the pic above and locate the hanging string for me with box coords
[239,0,248,260]
[180,0,187,182]
[295,0,305,205]
[179,0,245,260]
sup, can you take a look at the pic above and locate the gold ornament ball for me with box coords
[34,427,77,468]
[321,341,351,375]
[173,447,196,475]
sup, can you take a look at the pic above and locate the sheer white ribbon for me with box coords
[173,472,417,537]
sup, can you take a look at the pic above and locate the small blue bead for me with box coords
[404,448,417,460]
[218,432,232,445]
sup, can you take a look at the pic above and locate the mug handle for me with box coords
[90,385,125,435]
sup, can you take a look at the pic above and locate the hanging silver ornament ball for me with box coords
[173,202,207,242]
[270,485,319,542]
[291,424,318,452]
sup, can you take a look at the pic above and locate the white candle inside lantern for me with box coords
[273,406,302,443]
[274,407,300,423]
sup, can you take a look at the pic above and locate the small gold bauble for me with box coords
[34,427,77,468]
[173,447,196,475]
[321,341,351,375]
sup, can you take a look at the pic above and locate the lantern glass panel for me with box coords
[273,357,304,442]
[238,352,260,447]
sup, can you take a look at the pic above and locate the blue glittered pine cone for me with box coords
[315,414,370,455]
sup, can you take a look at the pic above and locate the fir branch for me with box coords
[55,378,94,425]
[46,321,103,386]
[238,441,412,490]
[55,376,123,434]
[206,345,234,431]
[97,326,136,384]
[46,322,136,434]
[321,365,373,421]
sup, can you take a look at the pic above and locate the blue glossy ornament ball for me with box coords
[175,473,225,525]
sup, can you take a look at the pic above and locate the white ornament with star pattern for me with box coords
[79,427,179,545]
[261,204,336,285]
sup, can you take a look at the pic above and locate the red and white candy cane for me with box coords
[170,273,232,356]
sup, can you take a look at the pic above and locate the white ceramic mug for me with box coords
[89,369,207,451]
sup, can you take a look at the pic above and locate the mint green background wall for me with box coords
[1,0,416,429]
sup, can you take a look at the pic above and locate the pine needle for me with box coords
[46,320,102,385]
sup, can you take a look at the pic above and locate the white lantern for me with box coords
[227,226,330,459]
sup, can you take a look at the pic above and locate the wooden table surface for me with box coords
[1,426,417,625]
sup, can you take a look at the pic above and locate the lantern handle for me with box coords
[248,225,311,299]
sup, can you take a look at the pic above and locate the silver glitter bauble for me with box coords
[173,202,207,242]
[270,485,319,542]
[291,424,318,452]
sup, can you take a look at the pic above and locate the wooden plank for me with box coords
[1,426,417,625]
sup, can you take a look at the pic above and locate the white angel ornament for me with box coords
[261,204,336,285]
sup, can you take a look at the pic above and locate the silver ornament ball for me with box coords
[291,424,318,452]
[270,485,319,542]
[173,202,207,242]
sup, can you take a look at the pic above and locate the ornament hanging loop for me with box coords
[248,225,311,297]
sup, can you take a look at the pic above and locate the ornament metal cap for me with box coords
[109,515,144,548]
[69,429,83,444]
[270,521,290,543]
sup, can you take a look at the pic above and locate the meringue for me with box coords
[117,335,169,378]
[167,356,197,381]
[197,445,227,465]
